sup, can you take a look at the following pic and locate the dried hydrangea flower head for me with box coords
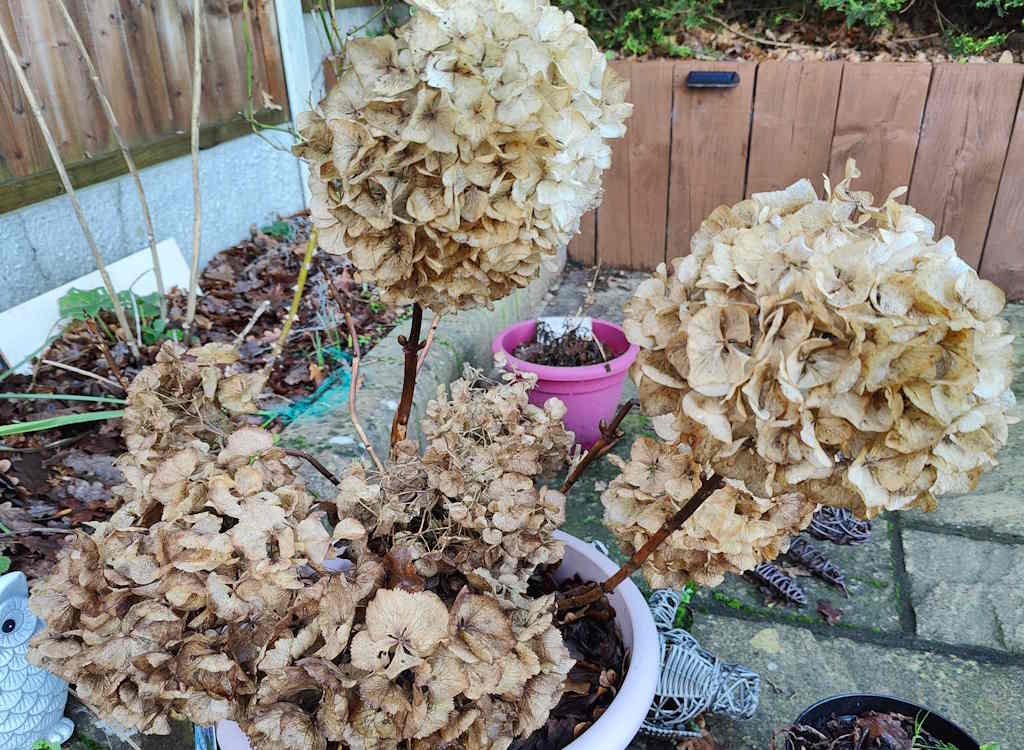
[334,367,573,588]
[606,160,1015,585]
[28,344,575,749]
[294,0,631,311]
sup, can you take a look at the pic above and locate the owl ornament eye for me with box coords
[0,596,36,648]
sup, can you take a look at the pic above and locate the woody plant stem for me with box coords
[390,303,425,450]
[558,467,725,611]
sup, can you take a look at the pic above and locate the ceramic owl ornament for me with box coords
[0,572,73,749]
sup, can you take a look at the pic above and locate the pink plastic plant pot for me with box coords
[214,532,660,750]
[492,319,639,447]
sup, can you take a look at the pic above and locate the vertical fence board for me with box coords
[626,59,673,269]
[568,210,596,265]
[0,2,42,177]
[746,61,842,195]
[596,60,632,268]
[829,62,931,202]
[119,0,175,137]
[666,60,755,259]
[981,102,1024,298]
[908,64,1023,269]
[0,0,288,186]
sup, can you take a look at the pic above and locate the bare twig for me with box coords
[560,400,637,495]
[390,304,424,450]
[234,300,271,348]
[40,359,124,392]
[282,448,341,485]
[315,254,384,472]
[54,0,167,320]
[417,314,442,373]
[83,320,128,389]
[184,0,203,340]
[267,230,318,369]
[345,309,385,472]
[558,473,726,612]
[0,21,141,360]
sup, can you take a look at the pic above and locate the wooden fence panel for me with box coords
[665,60,755,259]
[568,210,596,265]
[908,64,1023,269]
[596,60,633,269]
[828,63,931,203]
[746,61,842,195]
[626,60,674,269]
[0,0,288,192]
[981,101,1024,299]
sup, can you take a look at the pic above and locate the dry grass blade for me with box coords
[40,360,124,393]
[0,20,141,360]
[54,0,167,320]
[184,0,203,339]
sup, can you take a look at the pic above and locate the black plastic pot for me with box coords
[796,693,979,750]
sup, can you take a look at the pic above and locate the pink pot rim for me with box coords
[492,318,639,382]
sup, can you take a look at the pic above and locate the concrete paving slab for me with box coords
[692,519,903,637]
[633,613,1024,749]
[903,528,1024,653]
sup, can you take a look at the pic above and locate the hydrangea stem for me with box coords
[560,399,637,494]
[558,473,725,612]
[390,303,424,450]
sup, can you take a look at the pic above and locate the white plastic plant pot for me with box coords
[214,532,660,750]
[552,530,660,750]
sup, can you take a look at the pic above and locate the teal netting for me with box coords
[266,346,352,426]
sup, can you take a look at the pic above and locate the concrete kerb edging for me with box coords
[281,247,567,496]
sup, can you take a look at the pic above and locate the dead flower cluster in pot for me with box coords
[294,0,631,311]
[605,160,1016,587]
[29,344,574,749]
[334,367,573,589]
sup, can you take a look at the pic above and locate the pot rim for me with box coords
[554,531,660,750]
[492,318,640,382]
[795,692,980,749]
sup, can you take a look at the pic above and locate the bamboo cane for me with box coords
[0,20,141,360]
[54,0,168,321]
[183,0,203,339]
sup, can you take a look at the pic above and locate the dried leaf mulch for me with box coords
[774,710,951,750]
[510,568,628,750]
[0,212,401,580]
[513,320,619,368]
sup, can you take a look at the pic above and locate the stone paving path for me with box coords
[541,263,1024,748]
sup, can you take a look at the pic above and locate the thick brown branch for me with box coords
[282,448,340,485]
[560,399,637,495]
[390,303,424,450]
[557,472,726,612]
[601,473,725,593]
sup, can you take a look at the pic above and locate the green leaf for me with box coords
[0,409,124,437]
[261,220,296,241]
[58,287,162,321]
[0,556,10,574]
